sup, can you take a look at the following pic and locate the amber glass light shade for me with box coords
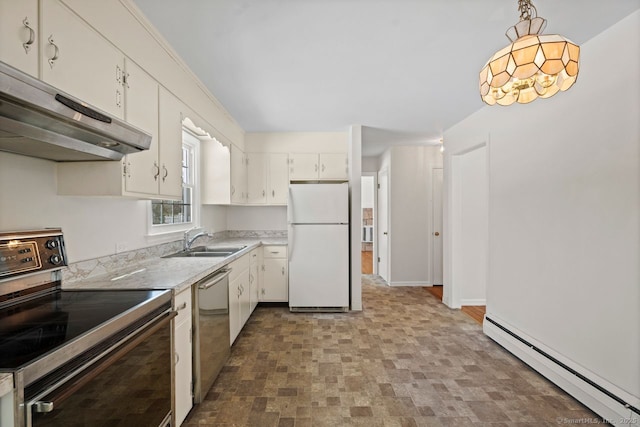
[479,18,580,106]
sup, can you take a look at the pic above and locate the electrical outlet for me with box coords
[115,242,128,253]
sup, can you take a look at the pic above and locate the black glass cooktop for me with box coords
[0,289,166,370]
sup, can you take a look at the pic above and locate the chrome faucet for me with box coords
[184,227,213,251]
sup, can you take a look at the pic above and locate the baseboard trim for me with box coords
[484,316,639,426]
[460,298,486,306]
[389,281,431,287]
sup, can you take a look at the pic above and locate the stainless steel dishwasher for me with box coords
[192,267,231,403]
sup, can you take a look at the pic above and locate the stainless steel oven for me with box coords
[0,229,175,427]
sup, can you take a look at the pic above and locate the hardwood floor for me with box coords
[426,285,486,324]
[461,305,486,324]
[361,251,373,274]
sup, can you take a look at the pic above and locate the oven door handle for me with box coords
[28,309,176,414]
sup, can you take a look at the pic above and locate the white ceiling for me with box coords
[133,0,639,156]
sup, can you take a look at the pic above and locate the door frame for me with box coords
[431,168,443,285]
[361,172,378,275]
[377,168,390,282]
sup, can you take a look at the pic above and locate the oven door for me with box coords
[25,309,175,427]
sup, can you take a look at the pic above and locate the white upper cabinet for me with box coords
[267,153,289,205]
[289,153,348,181]
[246,152,267,204]
[289,153,318,181]
[0,0,38,76]
[201,138,231,205]
[319,153,348,180]
[40,0,124,118]
[123,59,159,196]
[230,144,247,204]
[158,87,184,199]
[246,152,289,205]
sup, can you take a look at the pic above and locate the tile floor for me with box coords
[184,276,603,426]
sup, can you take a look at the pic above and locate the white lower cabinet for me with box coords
[260,245,288,302]
[228,253,250,345]
[249,249,260,313]
[173,287,193,427]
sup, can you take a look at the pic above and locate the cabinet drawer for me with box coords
[228,253,250,282]
[263,245,287,259]
[173,287,192,326]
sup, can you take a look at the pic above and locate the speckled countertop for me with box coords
[0,373,12,396]
[62,238,287,294]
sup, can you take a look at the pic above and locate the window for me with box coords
[149,130,200,234]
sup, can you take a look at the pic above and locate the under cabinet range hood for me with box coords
[0,61,151,161]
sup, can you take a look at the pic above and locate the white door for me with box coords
[288,224,349,308]
[289,153,318,180]
[319,153,348,180]
[157,87,184,199]
[247,152,267,204]
[288,183,349,224]
[377,169,389,282]
[432,168,443,285]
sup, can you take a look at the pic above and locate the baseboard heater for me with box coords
[484,316,639,425]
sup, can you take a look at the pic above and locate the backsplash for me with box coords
[63,230,286,284]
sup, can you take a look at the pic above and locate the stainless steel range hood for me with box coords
[0,61,151,161]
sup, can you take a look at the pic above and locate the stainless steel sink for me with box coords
[163,246,246,258]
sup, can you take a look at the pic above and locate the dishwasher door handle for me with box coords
[198,268,232,290]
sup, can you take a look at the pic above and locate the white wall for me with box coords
[361,176,374,209]
[0,153,152,262]
[387,145,443,285]
[226,206,287,230]
[349,125,363,310]
[451,145,487,307]
[245,132,348,153]
[444,10,639,410]
[362,156,379,172]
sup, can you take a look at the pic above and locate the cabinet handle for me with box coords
[47,35,59,68]
[270,251,280,254]
[281,267,285,275]
[262,190,265,197]
[261,288,265,295]
[115,89,122,108]
[116,65,122,84]
[22,17,35,53]
[272,190,275,197]
[231,185,235,195]
[153,162,160,181]
[175,352,179,365]
[124,72,130,89]
[176,302,187,311]
[162,164,168,182]
[125,161,131,178]
[314,164,318,172]
[322,164,325,172]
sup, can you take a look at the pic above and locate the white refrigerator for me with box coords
[288,182,350,311]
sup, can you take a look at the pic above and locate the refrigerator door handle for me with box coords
[287,186,294,224]
[289,224,294,262]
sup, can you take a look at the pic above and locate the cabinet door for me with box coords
[40,0,124,118]
[268,153,289,205]
[0,0,38,76]
[228,277,241,345]
[319,153,348,180]
[174,318,192,427]
[261,258,288,302]
[123,59,159,196]
[246,152,267,204]
[158,87,183,199]
[289,153,318,181]
[230,144,246,204]
[239,270,251,327]
[201,138,231,204]
[249,256,259,313]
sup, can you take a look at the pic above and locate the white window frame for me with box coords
[147,129,201,237]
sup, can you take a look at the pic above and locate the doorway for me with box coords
[361,175,376,274]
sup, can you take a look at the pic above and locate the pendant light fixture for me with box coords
[479,0,580,106]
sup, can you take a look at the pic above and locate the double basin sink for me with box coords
[163,245,247,258]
